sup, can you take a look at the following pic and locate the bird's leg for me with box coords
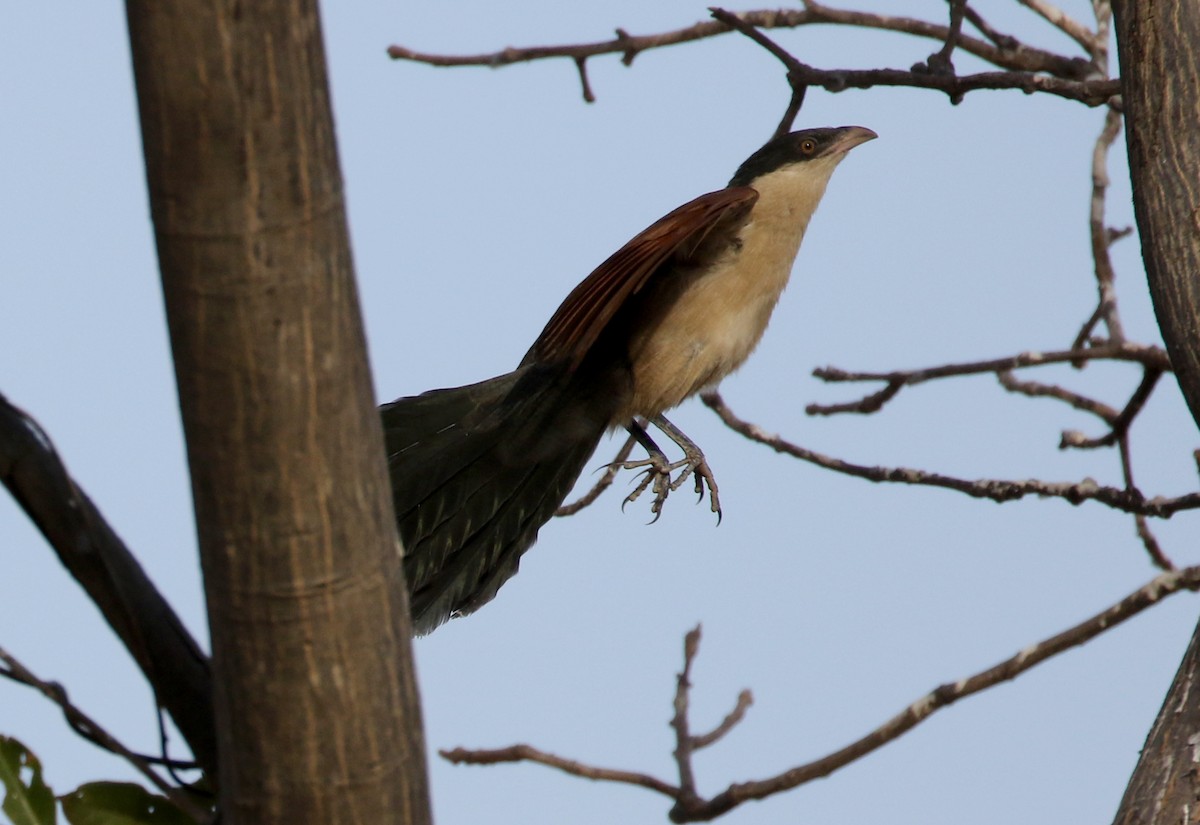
[650,414,721,522]
[617,418,674,522]
[616,416,721,522]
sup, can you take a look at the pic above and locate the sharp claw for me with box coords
[614,450,720,524]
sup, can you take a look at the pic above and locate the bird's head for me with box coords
[729,126,877,188]
[728,125,876,222]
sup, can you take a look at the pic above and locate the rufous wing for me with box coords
[524,186,759,370]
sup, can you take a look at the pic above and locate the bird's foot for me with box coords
[618,416,722,523]
[617,453,673,522]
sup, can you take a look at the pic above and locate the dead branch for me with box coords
[1018,0,1097,55]
[702,390,1200,518]
[441,568,1200,821]
[1085,106,1129,345]
[1060,368,1162,449]
[997,370,1118,422]
[387,5,1113,105]
[807,342,1170,417]
[440,744,680,798]
[388,7,1091,77]
[706,8,807,138]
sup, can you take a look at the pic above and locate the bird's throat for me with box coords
[620,162,835,421]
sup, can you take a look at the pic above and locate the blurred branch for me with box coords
[388,4,1115,105]
[915,0,966,79]
[1060,368,1162,450]
[0,645,210,821]
[1018,0,1096,54]
[1084,105,1129,346]
[442,568,1200,821]
[997,370,1118,421]
[440,744,680,797]
[702,390,1200,518]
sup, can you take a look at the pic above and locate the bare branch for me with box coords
[0,391,217,774]
[808,342,1170,416]
[441,570,1200,821]
[787,64,1116,106]
[915,0,967,82]
[573,57,595,103]
[707,8,807,138]
[671,626,703,805]
[556,434,636,516]
[1087,105,1127,343]
[1017,0,1097,54]
[691,690,754,750]
[387,5,1099,98]
[0,645,211,821]
[703,391,1200,518]
[679,567,1200,821]
[440,744,680,798]
[996,370,1118,422]
[1060,368,1163,449]
[962,6,1021,51]
[1071,301,1107,355]
[1134,514,1173,571]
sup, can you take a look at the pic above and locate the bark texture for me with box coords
[1111,2,1200,823]
[1114,1,1200,425]
[124,1,432,822]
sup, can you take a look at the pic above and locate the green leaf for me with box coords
[0,736,56,825]
[59,783,197,825]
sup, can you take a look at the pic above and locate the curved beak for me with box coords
[822,126,878,157]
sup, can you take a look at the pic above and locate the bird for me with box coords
[382,125,876,634]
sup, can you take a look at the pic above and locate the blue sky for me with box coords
[3,1,1198,823]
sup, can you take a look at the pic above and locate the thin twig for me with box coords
[1071,301,1107,356]
[997,370,1118,422]
[918,0,967,83]
[1060,368,1163,449]
[691,690,754,750]
[671,627,703,805]
[1017,0,1097,55]
[703,391,1200,518]
[440,744,681,798]
[962,6,1020,50]
[556,434,636,516]
[808,342,1170,417]
[1134,514,1172,571]
[1116,434,1176,571]
[707,8,807,138]
[0,646,211,822]
[1087,105,1127,344]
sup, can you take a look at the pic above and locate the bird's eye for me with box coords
[800,139,817,155]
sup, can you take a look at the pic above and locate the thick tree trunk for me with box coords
[1111,3,1200,823]
[124,2,432,823]
[1113,2,1200,425]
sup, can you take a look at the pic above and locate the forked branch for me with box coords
[442,569,1200,821]
[388,4,1115,105]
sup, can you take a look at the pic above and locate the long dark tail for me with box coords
[381,364,612,634]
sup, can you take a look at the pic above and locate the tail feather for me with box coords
[382,364,613,634]
[407,439,596,632]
